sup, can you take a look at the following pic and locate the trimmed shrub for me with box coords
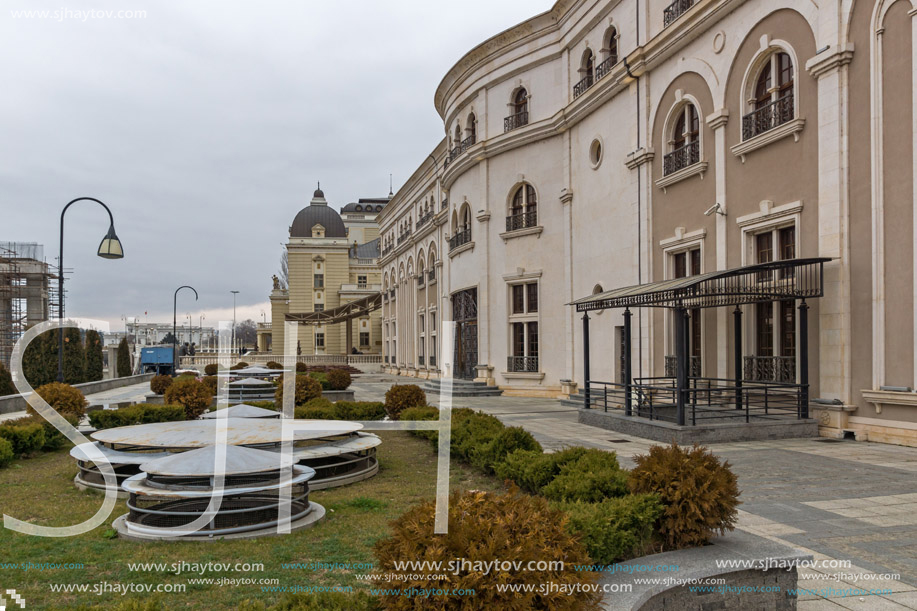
[558,494,664,564]
[540,449,630,503]
[629,442,741,550]
[117,337,131,377]
[201,375,218,394]
[294,405,336,420]
[230,362,249,371]
[5,414,78,451]
[149,375,173,395]
[0,361,15,397]
[163,378,213,419]
[0,420,45,456]
[29,382,87,420]
[309,371,330,390]
[85,329,104,382]
[399,406,439,421]
[89,404,186,429]
[384,384,427,420]
[301,397,333,410]
[296,401,385,421]
[274,374,322,406]
[204,363,219,376]
[246,400,279,411]
[495,447,590,494]
[327,369,352,390]
[0,437,13,468]
[451,410,505,459]
[295,361,308,372]
[265,361,283,370]
[470,426,542,473]
[374,488,600,610]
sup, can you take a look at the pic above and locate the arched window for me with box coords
[664,103,701,176]
[605,27,618,65]
[744,50,795,140]
[466,113,476,146]
[507,184,538,231]
[505,88,529,132]
[453,124,462,149]
[450,205,472,251]
[574,50,595,98]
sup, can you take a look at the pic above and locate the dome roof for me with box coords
[290,187,347,238]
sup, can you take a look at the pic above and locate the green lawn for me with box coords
[0,431,504,610]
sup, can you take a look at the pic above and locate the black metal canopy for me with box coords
[572,257,830,312]
[285,292,382,326]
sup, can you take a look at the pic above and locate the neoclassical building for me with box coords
[379,0,917,445]
[269,188,385,357]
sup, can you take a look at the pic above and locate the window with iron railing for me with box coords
[595,55,616,81]
[663,140,700,176]
[664,0,695,26]
[743,52,795,140]
[427,268,435,283]
[449,227,472,251]
[504,111,529,132]
[506,211,538,232]
[507,183,538,231]
[742,94,795,140]
[573,73,594,99]
[461,134,475,151]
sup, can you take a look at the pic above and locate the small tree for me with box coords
[0,362,15,396]
[21,330,49,388]
[63,327,86,385]
[116,337,132,378]
[85,329,104,382]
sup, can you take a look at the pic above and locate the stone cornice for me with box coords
[625,148,655,170]
[705,108,729,130]
[805,44,855,80]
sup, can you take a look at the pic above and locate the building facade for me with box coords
[0,242,53,368]
[270,189,385,357]
[380,0,917,445]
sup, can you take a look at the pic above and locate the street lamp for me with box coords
[230,290,240,355]
[199,313,206,350]
[57,197,124,383]
[173,286,198,373]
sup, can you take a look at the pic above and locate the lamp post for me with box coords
[199,313,206,350]
[57,197,124,383]
[173,286,198,373]
[186,313,192,345]
[230,290,239,355]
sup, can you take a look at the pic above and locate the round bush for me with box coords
[384,384,426,420]
[374,488,600,610]
[149,375,173,395]
[0,437,13,468]
[274,374,322,406]
[295,362,307,373]
[204,363,219,376]
[163,378,213,419]
[629,442,741,550]
[265,361,283,370]
[201,375,218,394]
[28,382,87,420]
[327,369,352,391]
[470,426,542,473]
[230,361,249,371]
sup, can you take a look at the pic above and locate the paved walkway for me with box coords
[352,375,917,610]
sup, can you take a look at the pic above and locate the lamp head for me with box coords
[97,225,124,259]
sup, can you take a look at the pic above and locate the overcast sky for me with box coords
[1,0,554,331]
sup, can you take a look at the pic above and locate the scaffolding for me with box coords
[0,242,55,368]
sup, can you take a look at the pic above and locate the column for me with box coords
[582,313,591,408]
[706,109,730,378]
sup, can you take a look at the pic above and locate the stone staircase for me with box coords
[421,378,503,397]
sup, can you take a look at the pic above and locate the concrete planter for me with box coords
[323,390,355,402]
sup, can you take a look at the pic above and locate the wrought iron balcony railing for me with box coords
[508,356,539,373]
[595,55,617,81]
[664,355,702,378]
[461,134,476,152]
[381,245,393,257]
[444,146,461,169]
[573,73,595,99]
[449,227,472,251]
[742,94,795,141]
[504,110,529,132]
[416,211,434,229]
[664,0,695,26]
[663,140,700,176]
[506,210,538,232]
[744,356,796,383]
[397,227,412,245]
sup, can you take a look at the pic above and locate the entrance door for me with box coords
[452,288,478,380]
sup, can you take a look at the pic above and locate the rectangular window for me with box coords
[756,303,773,356]
[690,248,701,276]
[360,332,369,347]
[674,252,687,279]
[526,283,538,313]
[527,321,539,357]
[430,313,436,332]
[512,322,525,357]
[512,285,525,314]
[778,226,796,279]
[672,247,701,362]
[419,314,424,333]
[780,300,796,357]
[314,274,324,288]
[314,303,324,312]
[315,333,325,348]
[357,275,367,288]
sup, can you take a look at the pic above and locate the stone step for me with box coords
[421,379,503,397]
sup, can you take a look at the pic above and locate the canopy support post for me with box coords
[674,307,687,426]
[734,306,743,410]
[799,299,809,419]
[623,308,633,417]
[582,312,591,409]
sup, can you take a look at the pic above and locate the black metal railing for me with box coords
[742,94,795,140]
[444,146,461,169]
[397,227,412,245]
[382,245,393,257]
[664,355,701,377]
[584,376,807,425]
[573,73,594,99]
[449,227,471,251]
[416,211,434,229]
[505,210,538,232]
[595,55,617,81]
[664,0,695,26]
[418,356,425,366]
[429,355,436,368]
[461,134,476,152]
[504,111,529,132]
[417,275,424,287]
[508,356,539,372]
[744,356,796,383]
[663,140,700,176]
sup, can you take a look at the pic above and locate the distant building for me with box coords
[110,321,217,349]
[268,188,385,357]
[0,242,54,367]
